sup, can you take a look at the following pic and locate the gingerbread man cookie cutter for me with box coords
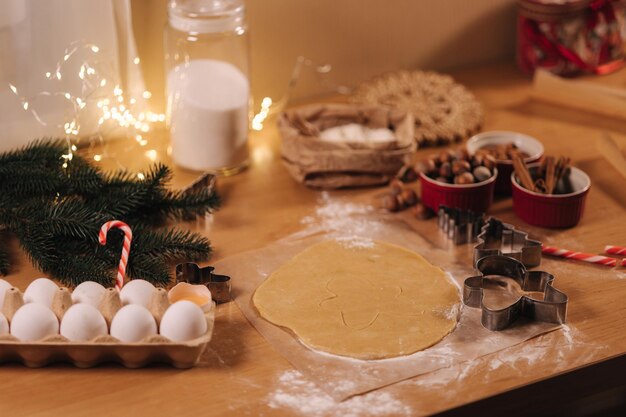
[175,263,231,304]
[463,255,568,331]
[473,217,542,268]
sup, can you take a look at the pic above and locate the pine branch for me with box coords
[0,139,221,287]
[132,228,211,261]
[0,239,9,275]
[48,254,116,287]
[126,253,171,286]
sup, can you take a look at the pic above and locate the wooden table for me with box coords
[1,62,626,416]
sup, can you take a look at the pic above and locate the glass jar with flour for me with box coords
[165,0,250,174]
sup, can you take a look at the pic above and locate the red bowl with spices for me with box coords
[511,164,590,228]
[419,169,497,213]
[467,131,544,195]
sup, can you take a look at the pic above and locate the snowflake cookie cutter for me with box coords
[473,217,542,268]
[175,263,231,304]
[463,255,568,331]
[437,205,486,245]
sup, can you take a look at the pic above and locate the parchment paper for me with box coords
[214,205,561,401]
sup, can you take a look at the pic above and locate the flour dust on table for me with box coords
[268,370,412,417]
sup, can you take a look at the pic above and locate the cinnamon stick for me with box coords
[545,156,556,194]
[513,154,535,192]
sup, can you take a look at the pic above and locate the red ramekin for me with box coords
[511,165,590,228]
[466,131,544,195]
[419,169,497,213]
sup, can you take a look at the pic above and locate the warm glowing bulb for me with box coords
[133,57,140,65]
[91,45,100,53]
[93,154,102,162]
[145,149,158,161]
[142,91,152,99]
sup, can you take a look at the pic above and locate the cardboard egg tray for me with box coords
[0,286,215,368]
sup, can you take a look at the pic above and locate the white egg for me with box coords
[60,304,108,342]
[71,281,106,307]
[119,279,156,307]
[10,303,59,341]
[159,300,207,342]
[110,304,157,342]
[23,278,58,307]
[0,279,12,310]
[0,313,8,335]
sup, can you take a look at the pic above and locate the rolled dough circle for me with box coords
[252,239,460,360]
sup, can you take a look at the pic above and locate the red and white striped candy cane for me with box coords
[99,220,133,291]
[542,245,617,267]
[605,245,626,256]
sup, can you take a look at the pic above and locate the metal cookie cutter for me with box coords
[176,263,231,304]
[463,255,568,331]
[437,206,485,245]
[473,218,542,268]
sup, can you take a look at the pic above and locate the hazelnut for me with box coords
[388,179,404,195]
[452,160,471,175]
[454,172,475,184]
[472,154,485,167]
[482,154,496,170]
[473,166,492,182]
[382,194,400,212]
[396,165,418,183]
[454,148,469,161]
[428,156,442,168]
[414,160,436,176]
[398,188,418,207]
[439,162,452,178]
[435,176,450,184]
[412,203,435,220]
[439,151,453,163]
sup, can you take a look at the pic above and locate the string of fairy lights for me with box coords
[7,41,165,170]
[7,43,348,170]
[250,56,351,132]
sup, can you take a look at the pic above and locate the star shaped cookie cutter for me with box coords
[473,217,542,268]
[463,255,568,331]
[175,263,232,304]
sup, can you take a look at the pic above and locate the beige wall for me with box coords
[131,0,517,112]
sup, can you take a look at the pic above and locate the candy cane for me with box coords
[542,245,617,267]
[99,220,133,291]
[605,245,626,256]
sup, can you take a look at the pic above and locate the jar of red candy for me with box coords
[517,0,626,76]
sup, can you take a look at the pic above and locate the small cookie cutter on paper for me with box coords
[463,255,568,331]
[176,263,231,304]
[437,206,485,245]
[473,217,542,268]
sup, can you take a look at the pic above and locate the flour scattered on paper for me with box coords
[268,370,412,417]
[301,192,382,237]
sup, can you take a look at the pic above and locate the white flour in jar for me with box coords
[167,59,249,171]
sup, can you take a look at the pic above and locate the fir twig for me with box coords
[0,139,220,286]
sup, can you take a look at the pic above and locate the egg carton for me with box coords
[0,285,215,368]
